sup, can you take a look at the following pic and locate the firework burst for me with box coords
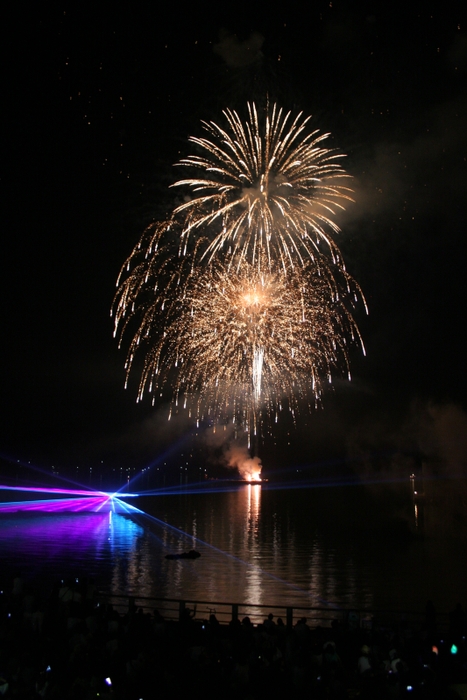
[113,103,366,439]
[172,102,353,270]
[113,233,365,436]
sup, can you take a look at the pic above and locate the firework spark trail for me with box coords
[172,103,353,271]
[114,246,365,437]
[113,103,366,439]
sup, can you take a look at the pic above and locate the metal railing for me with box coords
[96,591,450,631]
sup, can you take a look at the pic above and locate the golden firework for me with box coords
[113,103,366,437]
[114,235,365,435]
[172,102,352,270]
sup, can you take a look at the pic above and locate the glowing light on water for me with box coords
[0,485,138,513]
[245,472,262,482]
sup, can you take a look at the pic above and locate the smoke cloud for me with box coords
[213,30,264,68]
[345,399,467,480]
[412,401,467,475]
[225,443,262,480]
[203,425,262,480]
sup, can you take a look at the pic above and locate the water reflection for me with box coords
[0,511,142,582]
[108,511,144,552]
[244,485,263,607]
[1,482,465,613]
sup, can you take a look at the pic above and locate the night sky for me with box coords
[2,2,466,480]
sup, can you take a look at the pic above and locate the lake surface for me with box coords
[1,479,466,616]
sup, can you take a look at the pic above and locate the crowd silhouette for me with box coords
[0,572,466,698]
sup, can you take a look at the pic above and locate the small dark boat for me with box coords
[165,549,201,560]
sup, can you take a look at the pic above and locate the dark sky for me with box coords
[2,2,466,477]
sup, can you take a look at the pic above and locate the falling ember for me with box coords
[114,251,363,435]
[252,347,264,403]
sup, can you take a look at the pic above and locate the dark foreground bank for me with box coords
[0,573,466,699]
